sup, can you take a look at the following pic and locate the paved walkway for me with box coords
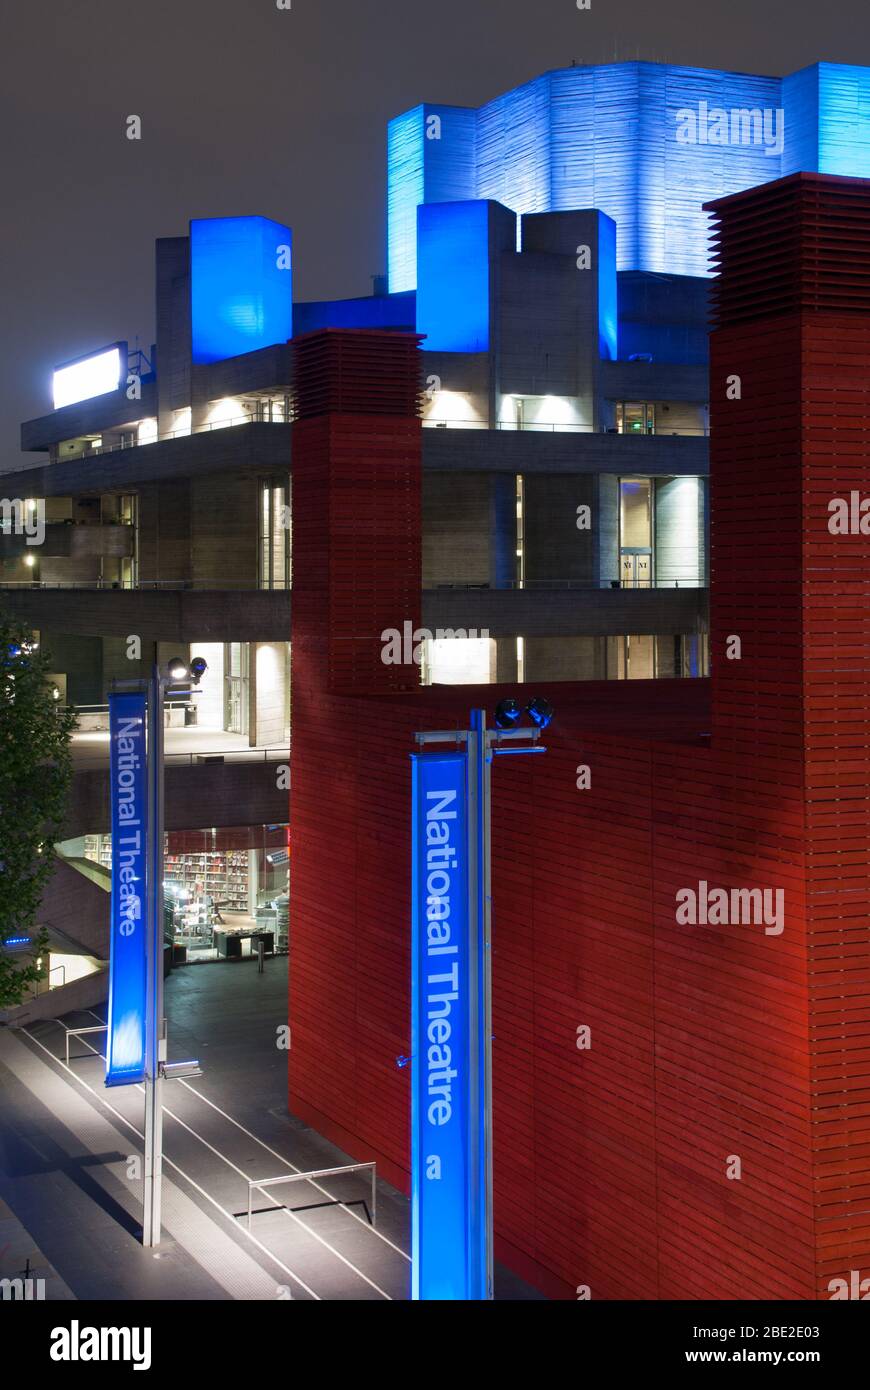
[0,1195,75,1301]
[0,956,541,1301]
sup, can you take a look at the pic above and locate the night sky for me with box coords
[3,0,868,466]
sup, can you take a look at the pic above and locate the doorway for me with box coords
[224,643,250,735]
[619,478,654,588]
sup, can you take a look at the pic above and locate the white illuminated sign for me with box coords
[53,346,122,410]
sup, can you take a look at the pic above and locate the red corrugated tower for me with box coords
[289,176,870,1298]
[706,173,870,1298]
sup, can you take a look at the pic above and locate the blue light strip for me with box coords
[106,692,148,1087]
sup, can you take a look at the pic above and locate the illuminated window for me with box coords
[616,402,655,435]
[53,345,122,410]
[516,474,524,588]
[259,480,291,590]
[425,637,495,685]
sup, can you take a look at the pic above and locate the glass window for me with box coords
[259,479,291,590]
[616,402,655,435]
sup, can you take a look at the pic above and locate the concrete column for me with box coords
[654,476,702,586]
[495,637,518,682]
[250,641,286,748]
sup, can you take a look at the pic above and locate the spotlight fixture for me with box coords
[189,656,208,683]
[166,656,188,681]
[494,697,522,730]
[526,696,554,730]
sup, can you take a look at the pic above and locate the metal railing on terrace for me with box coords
[0,578,290,590]
[71,733,290,770]
[430,578,706,591]
[0,576,706,593]
[423,420,709,435]
[71,413,291,458]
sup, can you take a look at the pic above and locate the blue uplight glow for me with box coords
[416,201,493,353]
[190,216,293,364]
[389,60,870,288]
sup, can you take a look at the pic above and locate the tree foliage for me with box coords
[0,613,76,1007]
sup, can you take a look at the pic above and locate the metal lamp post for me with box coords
[142,660,167,1248]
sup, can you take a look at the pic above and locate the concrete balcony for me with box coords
[0,582,705,643]
[64,730,290,838]
[0,585,291,642]
[422,584,708,638]
[7,421,292,498]
[422,426,709,476]
[20,380,159,452]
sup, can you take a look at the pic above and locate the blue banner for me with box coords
[106,691,148,1087]
[410,750,485,1299]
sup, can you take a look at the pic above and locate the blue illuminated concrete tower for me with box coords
[388,60,870,290]
[190,215,293,364]
[417,202,618,436]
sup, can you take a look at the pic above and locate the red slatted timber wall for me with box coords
[289,190,870,1300]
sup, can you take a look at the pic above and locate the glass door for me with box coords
[619,478,654,587]
[620,553,652,588]
[224,643,250,734]
[616,402,655,435]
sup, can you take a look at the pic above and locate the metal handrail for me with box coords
[246,1162,377,1229]
[73,744,290,769]
[429,579,704,591]
[74,699,192,712]
[83,414,292,457]
[164,746,289,766]
[63,1023,108,1066]
[422,419,709,435]
[0,579,291,590]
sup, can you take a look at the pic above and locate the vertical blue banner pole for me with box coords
[412,709,541,1299]
[470,708,495,1300]
[411,745,489,1298]
[106,690,149,1087]
[143,665,165,1247]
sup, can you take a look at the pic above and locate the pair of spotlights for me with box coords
[494,696,554,731]
[166,656,208,683]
